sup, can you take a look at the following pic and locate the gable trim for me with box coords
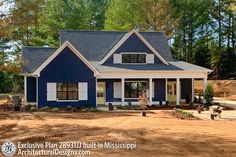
[33,41,99,76]
[99,30,169,65]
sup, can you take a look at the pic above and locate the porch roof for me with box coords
[91,61,212,72]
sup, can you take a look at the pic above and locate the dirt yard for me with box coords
[0,111,236,157]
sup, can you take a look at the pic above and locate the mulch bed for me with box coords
[164,111,200,120]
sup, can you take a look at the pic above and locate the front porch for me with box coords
[96,76,207,106]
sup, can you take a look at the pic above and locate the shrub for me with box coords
[174,108,194,118]
[40,106,50,111]
[203,84,214,106]
[30,106,37,112]
[52,107,59,112]
[66,105,73,111]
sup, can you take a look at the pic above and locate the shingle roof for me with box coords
[23,30,209,74]
[60,30,174,61]
[22,47,57,73]
[90,61,211,72]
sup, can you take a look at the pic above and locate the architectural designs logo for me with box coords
[1,141,17,156]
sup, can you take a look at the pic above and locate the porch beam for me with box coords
[176,78,180,106]
[121,78,125,106]
[149,78,152,106]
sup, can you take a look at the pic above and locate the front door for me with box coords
[167,81,176,102]
[97,82,105,105]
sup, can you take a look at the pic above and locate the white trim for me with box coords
[121,78,125,105]
[149,78,152,105]
[97,71,208,79]
[57,100,79,102]
[24,76,27,103]
[176,78,180,106]
[33,41,99,76]
[99,30,169,65]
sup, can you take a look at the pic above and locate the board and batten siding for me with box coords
[104,33,162,64]
[26,76,37,102]
[38,47,96,108]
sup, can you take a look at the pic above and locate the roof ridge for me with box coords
[60,29,165,34]
[60,29,128,33]
[23,46,57,49]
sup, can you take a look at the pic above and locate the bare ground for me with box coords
[0,111,236,157]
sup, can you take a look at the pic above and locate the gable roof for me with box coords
[32,41,99,76]
[99,30,169,64]
[60,30,173,62]
[22,47,57,74]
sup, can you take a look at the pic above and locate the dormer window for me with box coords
[122,53,146,64]
[113,53,154,64]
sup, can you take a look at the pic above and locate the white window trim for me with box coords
[99,30,169,65]
[56,83,79,102]
[120,52,147,64]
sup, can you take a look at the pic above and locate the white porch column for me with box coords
[149,78,152,106]
[192,78,194,102]
[121,78,125,106]
[203,74,208,103]
[176,78,180,106]
[203,74,207,93]
[24,76,27,103]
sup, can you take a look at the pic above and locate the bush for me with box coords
[203,84,214,106]
[52,107,59,112]
[30,106,37,112]
[40,106,50,111]
[66,105,73,111]
[174,108,194,118]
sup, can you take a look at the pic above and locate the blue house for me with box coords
[22,30,211,108]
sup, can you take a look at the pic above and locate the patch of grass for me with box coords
[66,105,73,111]
[117,105,141,110]
[40,106,50,111]
[51,107,59,112]
[173,109,199,120]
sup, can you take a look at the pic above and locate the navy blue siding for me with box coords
[181,79,192,103]
[26,77,36,102]
[104,34,162,64]
[153,79,166,101]
[38,47,96,108]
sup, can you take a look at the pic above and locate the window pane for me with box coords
[122,54,130,63]
[68,91,78,100]
[57,91,67,100]
[68,83,78,91]
[122,54,146,63]
[125,82,147,98]
[57,83,67,91]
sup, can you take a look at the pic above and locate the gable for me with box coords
[104,33,162,64]
[100,30,169,65]
[33,42,99,76]
[40,47,95,78]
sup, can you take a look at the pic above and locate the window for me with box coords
[125,82,147,98]
[122,54,146,63]
[57,83,78,100]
